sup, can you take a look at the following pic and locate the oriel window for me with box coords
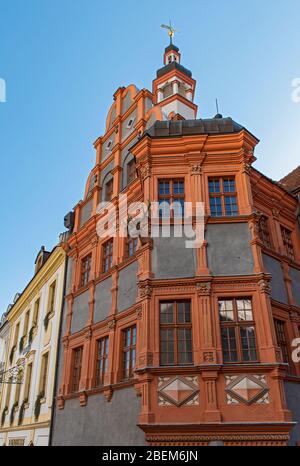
[219,298,258,363]
[122,326,136,380]
[160,301,193,366]
[209,177,238,217]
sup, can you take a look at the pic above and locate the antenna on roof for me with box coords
[214,98,223,119]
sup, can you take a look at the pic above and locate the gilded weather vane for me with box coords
[161,20,179,45]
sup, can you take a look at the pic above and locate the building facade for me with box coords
[0,246,66,446]
[49,43,300,446]
[0,313,9,398]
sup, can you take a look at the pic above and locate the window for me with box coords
[158,179,185,218]
[23,310,30,337]
[127,159,136,184]
[281,227,295,260]
[71,347,83,393]
[14,371,22,406]
[33,298,40,327]
[102,239,113,273]
[39,353,49,396]
[106,140,112,151]
[48,281,56,314]
[219,298,258,363]
[24,363,33,401]
[105,178,114,202]
[80,254,92,287]
[126,118,135,129]
[209,177,238,217]
[160,301,193,366]
[274,319,290,364]
[127,237,138,257]
[122,326,136,380]
[5,378,12,408]
[258,215,272,248]
[95,337,109,387]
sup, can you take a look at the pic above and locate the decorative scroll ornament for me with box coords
[0,361,25,384]
[258,279,271,295]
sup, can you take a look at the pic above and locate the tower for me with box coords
[153,42,197,120]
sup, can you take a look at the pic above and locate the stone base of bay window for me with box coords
[140,423,294,446]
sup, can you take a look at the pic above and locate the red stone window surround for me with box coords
[95,337,109,387]
[158,179,185,218]
[127,159,136,185]
[258,215,273,249]
[126,237,138,258]
[80,253,92,287]
[122,326,136,380]
[102,239,113,273]
[160,301,193,367]
[281,226,295,261]
[219,298,258,364]
[105,178,114,202]
[71,347,83,393]
[209,176,239,217]
[274,319,290,365]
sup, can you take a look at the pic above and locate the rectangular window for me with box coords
[95,337,109,387]
[105,179,114,202]
[274,319,290,364]
[219,298,258,363]
[127,237,138,257]
[39,352,49,396]
[71,347,83,393]
[209,177,238,217]
[5,378,12,408]
[122,326,136,380]
[33,298,40,326]
[48,281,56,314]
[127,159,136,184]
[258,216,272,248]
[281,227,295,260]
[158,179,185,218]
[80,254,92,287]
[160,301,193,366]
[102,239,113,273]
[24,363,33,401]
[23,310,30,337]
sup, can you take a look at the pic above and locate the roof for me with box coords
[156,61,192,79]
[279,166,300,193]
[145,117,247,138]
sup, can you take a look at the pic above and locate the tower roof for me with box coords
[156,61,192,79]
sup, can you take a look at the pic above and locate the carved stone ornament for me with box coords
[158,376,199,407]
[197,282,212,296]
[191,164,202,175]
[107,318,117,330]
[258,279,271,295]
[225,374,269,405]
[140,165,151,181]
[139,283,153,299]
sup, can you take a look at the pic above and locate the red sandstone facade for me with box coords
[52,44,300,446]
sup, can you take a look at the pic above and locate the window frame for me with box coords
[208,176,239,217]
[126,159,136,185]
[258,215,273,249]
[102,239,114,273]
[158,178,185,219]
[274,319,290,365]
[80,253,92,287]
[105,178,114,202]
[218,298,258,364]
[281,226,295,260]
[159,300,193,367]
[94,336,109,387]
[71,347,83,393]
[121,326,136,381]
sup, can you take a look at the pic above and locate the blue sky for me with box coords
[0,0,300,314]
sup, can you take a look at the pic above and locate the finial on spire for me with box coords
[161,20,178,45]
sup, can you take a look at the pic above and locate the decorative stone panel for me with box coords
[225,374,269,405]
[158,376,199,407]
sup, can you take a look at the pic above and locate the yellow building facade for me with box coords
[0,246,66,446]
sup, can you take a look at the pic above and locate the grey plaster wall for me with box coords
[94,277,112,323]
[118,262,138,313]
[71,290,89,334]
[52,388,145,446]
[284,382,300,446]
[152,228,196,279]
[80,198,93,227]
[263,254,288,304]
[100,160,114,185]
[206,223,254,276]
[122,109,137,141]
[290,267,300,308]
